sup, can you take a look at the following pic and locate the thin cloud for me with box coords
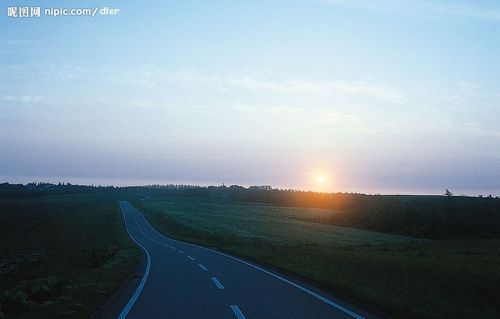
[5,64,404,104]
[0,94,43,103]
[157,70,405,104]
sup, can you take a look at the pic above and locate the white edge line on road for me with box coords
[131,202,366,319]
[198,264,208,271]
[218,253,365,319]
[231,305,246,319]
[211,277,224,289]
[118,202,151,319]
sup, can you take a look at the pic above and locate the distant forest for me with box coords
[2,182,499,239]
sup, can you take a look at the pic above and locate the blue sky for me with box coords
[1,0,499,194]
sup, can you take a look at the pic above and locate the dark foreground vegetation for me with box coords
[1,182,499,319]
[0,185,139,319]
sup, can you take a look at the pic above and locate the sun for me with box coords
[316,175,326,184]
[310,170,333,191]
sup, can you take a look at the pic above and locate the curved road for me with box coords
[101,201,382,319]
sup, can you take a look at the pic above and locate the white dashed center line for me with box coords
[178,250,184,254]
[230,305,246,319]
[198,264,208,271]
[211,277,224,289]
[187,256,195,261]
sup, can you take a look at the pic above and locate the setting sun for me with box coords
[316,175,326,184]
[308,169,334,191]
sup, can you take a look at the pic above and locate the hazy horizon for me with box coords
[2,0,499,195]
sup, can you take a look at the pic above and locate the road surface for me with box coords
[100,201,383,319]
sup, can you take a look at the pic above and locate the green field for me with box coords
[135,195,500,319]
[0,193,139,319]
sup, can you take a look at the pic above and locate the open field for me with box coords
[1,184,499,319]
[136,196,416,246]
[135,195,500,319]
[0,193,139,319]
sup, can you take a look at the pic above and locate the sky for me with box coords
[1,0,499,195]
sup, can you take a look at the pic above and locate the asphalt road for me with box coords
[101,201,382,319]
